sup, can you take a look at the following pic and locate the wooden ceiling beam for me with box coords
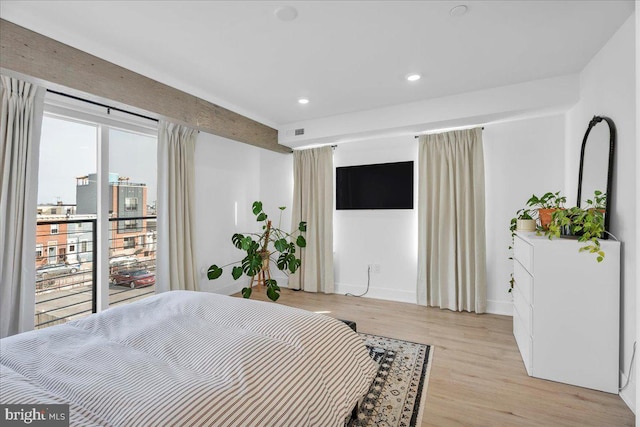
[0,19,291,154]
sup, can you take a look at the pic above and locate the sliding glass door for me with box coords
[36,116,97,328]
[35,95,157,328]
[107,128,157,307]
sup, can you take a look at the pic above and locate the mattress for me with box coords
[0,291,376,426]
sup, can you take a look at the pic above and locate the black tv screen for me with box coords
[336,161,414,210]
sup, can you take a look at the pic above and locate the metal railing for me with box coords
[35,218,97,328]
[108,216,157,308]
[35,216,157,328]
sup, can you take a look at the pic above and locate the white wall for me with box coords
[565,14,636,411]
[258,148,294,286]
[193,133,260,294]
[331,115,565,312]
[193,132,294,295]
[635,3,639,423]
[333,136,418,303]
[484,115,566,314]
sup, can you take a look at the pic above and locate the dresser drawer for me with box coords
[513,312,532,375]
[514,235,533,274]
[513,260,533,303]
[512,284,532,337]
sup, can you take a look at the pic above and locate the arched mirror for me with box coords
[576,115,615,235]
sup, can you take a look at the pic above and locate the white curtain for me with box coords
[417,128,487,313]
[156,120,199,292]
[0,76,45,338]
[289,146,334,293]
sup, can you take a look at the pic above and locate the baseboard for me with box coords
[486,299,513,316]
[619,370,636,414]
[333,282,416,304]
[270,274,289,288]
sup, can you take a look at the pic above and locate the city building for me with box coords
[76,173,155,266]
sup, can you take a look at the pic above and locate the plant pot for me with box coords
[538,208,557,230]
[516,219,536,232]
[560,225,575,236]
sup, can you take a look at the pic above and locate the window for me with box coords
[124,220,138,230]
[58,247,66,262]
[47,244,57,264]
[123,237,136,249]
[34,95,158,329]
[125,197,138,211]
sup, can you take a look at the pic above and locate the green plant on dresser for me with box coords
[526,191,566,229]
[543,191,607,262]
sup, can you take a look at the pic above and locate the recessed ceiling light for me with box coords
[406,74,421,82]
[275,6,298,22]
[450,5,468,17]
[298,98,309,104]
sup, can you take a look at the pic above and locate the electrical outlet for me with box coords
[373,264,381,274]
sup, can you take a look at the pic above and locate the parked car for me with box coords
[109,255,139,271]
[36,263,80,279]
[110,269,155,289]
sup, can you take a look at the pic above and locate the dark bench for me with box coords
[338,319,357,332]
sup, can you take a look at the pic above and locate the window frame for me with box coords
[42,93,157,313]
[124,197,139,212]
[123,236,136,250]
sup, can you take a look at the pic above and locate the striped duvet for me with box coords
[0,291,377,426]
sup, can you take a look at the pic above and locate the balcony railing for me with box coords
[108,216,157,308]
[35,216,157,329]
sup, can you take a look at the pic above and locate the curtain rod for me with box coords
[46,89,159,123]
[414,126,484,138]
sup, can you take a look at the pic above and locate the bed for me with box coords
[0,291,377,426]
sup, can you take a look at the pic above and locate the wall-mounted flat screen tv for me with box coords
[336,161,414,210]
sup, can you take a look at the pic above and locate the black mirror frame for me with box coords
[576,115,615,236]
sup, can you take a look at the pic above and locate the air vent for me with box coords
[284,128,306,137]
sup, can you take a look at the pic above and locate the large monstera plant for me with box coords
[207,201,306,301]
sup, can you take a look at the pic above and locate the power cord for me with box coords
[346,265,371,297]
[619,341,637,392]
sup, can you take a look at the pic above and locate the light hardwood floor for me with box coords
[247,287,634,427]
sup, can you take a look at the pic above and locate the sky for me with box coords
[38,116,157,206]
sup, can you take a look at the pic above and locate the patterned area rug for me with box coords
[348,334,433,427]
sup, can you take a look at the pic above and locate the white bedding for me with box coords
[0,291,376,426]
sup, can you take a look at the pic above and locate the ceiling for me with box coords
[0,1,634,128]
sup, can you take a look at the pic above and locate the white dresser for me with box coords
[512,232,620,393]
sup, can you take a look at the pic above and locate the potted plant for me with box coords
[207,201,307,301]
[510,208,537,233]
[507,205,538,293]
[543,191,608,262]
[526,191,566,229]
